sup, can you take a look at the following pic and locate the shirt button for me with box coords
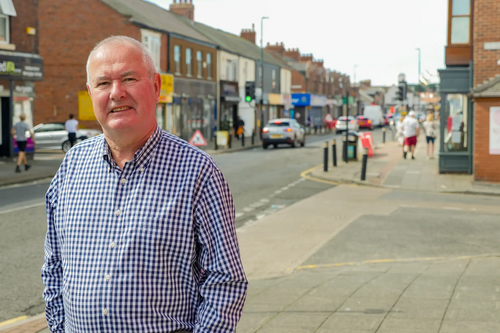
[110,241,116,249]
[115,209,121,216]
[120,178,127,185]
[103,308,108,315]
[139,167,145,173]
[105,274,111,281]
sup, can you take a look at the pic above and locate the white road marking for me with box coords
[243,207,255,212]
[260,198,270,203]
[0,202,45,215]
[443,207,463,211]
[235,213,244,218]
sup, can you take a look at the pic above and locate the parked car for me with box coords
[335,116,359,133]
[33,123,102,152]
[363,105,385,127]
[356,116,373,130]
[262,118,305,149]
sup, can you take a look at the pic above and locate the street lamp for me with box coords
[259,16,269,137]
[415,48,421,86]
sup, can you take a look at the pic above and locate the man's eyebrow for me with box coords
[121,71,139,77]
[94,71,139,82]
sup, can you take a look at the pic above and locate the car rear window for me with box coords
[267,122,290,127]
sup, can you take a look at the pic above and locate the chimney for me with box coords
[240,25,256,44]
[283,48,300,61]
[300,53,313,62]
[170,0,194,21]
[265,42,286,56]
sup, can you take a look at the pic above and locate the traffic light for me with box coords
[245,81,255,102]
[396,83,405,101]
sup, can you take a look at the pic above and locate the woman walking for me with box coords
[424,113,437,159]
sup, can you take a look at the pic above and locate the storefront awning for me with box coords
[221,95,240,103]
[0,51,43,81]
[0,0,16,16]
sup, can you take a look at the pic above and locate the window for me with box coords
[450,0,470,44]
[233,61,237,82]
[186,48,192,76]
[196,51,203,78]
[206,53,212,78]
[444,94,468,152]
[272,69,276,89]
[226,60,232,81]
[0,15,8,43]
[174,46,181,74]
[141,30,161,70]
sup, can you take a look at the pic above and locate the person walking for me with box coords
[401,111,420,160]
[424,113,437,159]
[236,116,245,140]
[65,113,79,148]
[41,36,247,333]
[11,114,34,173]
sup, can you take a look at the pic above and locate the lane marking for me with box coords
[443,206,464,211]
[0,315,28,328]
[296,254,500,271]
[235,213,244,218]
[0,202,45,215]
[300,164,340,185]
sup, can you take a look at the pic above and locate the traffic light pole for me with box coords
[344,90,349,164]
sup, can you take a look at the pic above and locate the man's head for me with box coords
[20,114,26,121]
[69,114,74,119]
[86,36,161,139]
[409,111,416,118]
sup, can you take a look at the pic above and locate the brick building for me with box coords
[439,0,500,182]
[0,0,44,157]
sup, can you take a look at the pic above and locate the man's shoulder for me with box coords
[66,134,103,156]
[158,130,215,165]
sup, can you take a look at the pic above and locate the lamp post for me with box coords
[416,48,421,111]
[259,16,269,138]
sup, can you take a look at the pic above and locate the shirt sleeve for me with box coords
[41,169,66,332]
[194,165,248,332]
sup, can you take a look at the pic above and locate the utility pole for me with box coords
[416,48,421,112]
[260,16,269,138]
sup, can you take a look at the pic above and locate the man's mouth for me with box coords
[110,106,131,113]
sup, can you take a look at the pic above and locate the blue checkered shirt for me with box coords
[42,127,247,332]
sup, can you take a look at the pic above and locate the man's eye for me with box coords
[124,78,136,82]
[97,82,109,87]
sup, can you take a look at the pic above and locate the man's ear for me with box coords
[154,73,161,99]
[86,83,92,98]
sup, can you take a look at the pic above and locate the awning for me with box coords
[0,0,16,16]
[221,95,240,103]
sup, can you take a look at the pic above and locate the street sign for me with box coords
[189,130,207,147]
[324,114,333,122]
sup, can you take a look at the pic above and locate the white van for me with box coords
[363,105,385,127]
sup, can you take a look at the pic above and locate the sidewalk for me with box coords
[310,135,500,196]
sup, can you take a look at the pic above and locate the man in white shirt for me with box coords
[401,111,420,160]
[65,114,79,148]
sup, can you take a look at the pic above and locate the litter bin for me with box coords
[342,131,359,161]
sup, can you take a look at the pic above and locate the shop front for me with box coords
[438,67,473,174]
[291,93,327,128]
[220,81,240,137]
[171,78,216,143]
[0,52,44,157]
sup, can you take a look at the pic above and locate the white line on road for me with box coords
[0,202,45,215]
[443,206,464,211]
[235,212,244,218]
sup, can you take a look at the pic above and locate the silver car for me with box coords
[335,116,359,133]
[262,118,305,149]
[33,123,102,152]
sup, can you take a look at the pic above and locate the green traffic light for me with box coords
[245,96,251,102]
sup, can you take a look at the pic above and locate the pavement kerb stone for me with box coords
[0,313,46,333]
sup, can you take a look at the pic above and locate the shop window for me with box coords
[444,94,468,152]
[0,15,8,43]
[272,69,276,89]
[141,30,161,70]
[196,51,202,78]
[186,48,192,76]
[206,53,212,79]
[174,45,181,75]
[450,0,470,44]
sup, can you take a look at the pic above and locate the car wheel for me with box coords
[263,143,268,149]
[301,136,305,147]
[291,136,296,148]
[273,144,278,149]
[62,140,71,153]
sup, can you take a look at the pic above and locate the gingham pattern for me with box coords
[42,126,248,333]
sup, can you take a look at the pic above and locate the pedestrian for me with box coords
[65,113,79,148]
[236,116,245,139]
[396,114,405,146]
[11,114,34,173]
[41,36,247,333]
[424,113,437,159]
[401,111,420,160]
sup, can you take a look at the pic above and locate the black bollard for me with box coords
[382,127,386,144]
[323,141,328,172]
[332,139,337,167]
[251,131,255,145]
[214,134,218,150]
[242,133,245,147]
[228,134,232,149]
[361,148,368,181]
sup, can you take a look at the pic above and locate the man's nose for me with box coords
[110,81,126,100]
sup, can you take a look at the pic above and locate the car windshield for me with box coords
[267,122,290,127]
[338,117,354,121]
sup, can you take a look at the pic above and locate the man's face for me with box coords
[87,43,160,136]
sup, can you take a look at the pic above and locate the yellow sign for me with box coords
[216,131,229,147]
[78,91,96,121]
[159,73,174,103]
[268,94,282,105]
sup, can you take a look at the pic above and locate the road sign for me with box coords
[189,130,207,147]
[324,114,333,122]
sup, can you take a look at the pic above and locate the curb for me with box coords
[0,313,46,332]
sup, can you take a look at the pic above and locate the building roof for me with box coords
[100,0,215,45]
[472,75,500,97]
[174,16,290,69]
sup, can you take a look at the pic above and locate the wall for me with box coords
[219,51,239,82]
[169,36,216,81]
[474,97,500,182]
[473,0,500,86]
[10,0,39,53]
[36,0,141,128]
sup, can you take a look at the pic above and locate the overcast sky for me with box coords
[149,0,447,86]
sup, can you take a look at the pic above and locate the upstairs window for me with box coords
[174,45,181,74]
[196,51,203,78]
[450,0,470,44]
[0,15,8,43]
[186,48,192,76]
[206,53,212,78]
[141,30,161,70]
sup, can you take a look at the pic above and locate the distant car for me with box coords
[335,116,359,133]
[33,123,102,152]
[356,116,373,130]
[262,118,305,149]
[363,105,385,127]
[383,114,390,126]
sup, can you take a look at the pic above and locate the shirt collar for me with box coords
[101,126,162,171]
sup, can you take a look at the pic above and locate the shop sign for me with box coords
[310,94,327,107]
[490,107,500,154]
[159,73,174,103]
[0,54,43,81]
[291,93,311,107]
[78,90,96,121]
[283,94,292,109]
[216,131,229,147]
[268,93,282,105]
[220,81,238,97]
